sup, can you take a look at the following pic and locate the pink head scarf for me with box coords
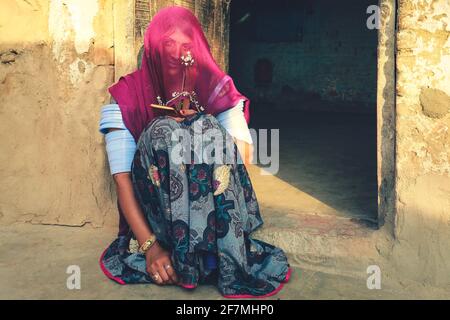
[109,6,250,142]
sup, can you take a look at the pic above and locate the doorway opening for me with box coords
[230,0,379,226]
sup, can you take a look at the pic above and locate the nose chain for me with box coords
[155,50,204,113]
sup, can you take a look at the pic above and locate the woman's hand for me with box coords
[168,98,197,122]
[169,109,198,122]
[235,139,254,165]
[145,241,179,285]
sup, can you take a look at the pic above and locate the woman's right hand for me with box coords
[145,241,179,285]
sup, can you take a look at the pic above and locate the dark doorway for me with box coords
[229,0,378,224]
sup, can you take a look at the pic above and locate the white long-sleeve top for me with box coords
[99,101,252,175]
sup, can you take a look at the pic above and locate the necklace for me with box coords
[156,91,205,113]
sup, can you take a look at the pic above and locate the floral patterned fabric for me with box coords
[100,113,290,297]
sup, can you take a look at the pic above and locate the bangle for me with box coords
[138,234,157,254]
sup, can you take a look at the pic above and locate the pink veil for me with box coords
[108,6,250,142]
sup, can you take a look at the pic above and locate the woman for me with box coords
[99,6,291,298]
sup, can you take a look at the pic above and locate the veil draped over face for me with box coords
[108,6,250,142]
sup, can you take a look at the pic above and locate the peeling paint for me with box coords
[69,58,93,85]
[48,0,99,62]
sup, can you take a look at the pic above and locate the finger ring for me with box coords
[153,273,159,280]
[164,265,171,270]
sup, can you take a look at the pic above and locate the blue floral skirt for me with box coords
[100,113,291,298]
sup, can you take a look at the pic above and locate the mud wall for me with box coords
[392,0,450,287]
[0,0,116,227]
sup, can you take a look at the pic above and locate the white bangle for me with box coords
[104,129,137,175]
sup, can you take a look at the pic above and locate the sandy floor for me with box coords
[0,224,415,300]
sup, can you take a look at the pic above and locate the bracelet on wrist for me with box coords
[138,234,157,254]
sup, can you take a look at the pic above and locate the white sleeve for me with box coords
[215,99,253,144]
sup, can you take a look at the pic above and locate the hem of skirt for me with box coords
[180,284,197,289]
[99,246,126,285]
[99,245,293,298]
[222,267,292,299]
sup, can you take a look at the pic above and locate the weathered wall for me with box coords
[0,0,116,227]
[392,0,450,287]
[229,0,378,112]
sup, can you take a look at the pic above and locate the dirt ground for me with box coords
[0,222,448,300]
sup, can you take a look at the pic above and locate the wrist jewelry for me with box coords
[138,235,157,254]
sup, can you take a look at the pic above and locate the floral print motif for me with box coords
[188,163,212,201]
[148,165,160,187]
[213,164,231,196]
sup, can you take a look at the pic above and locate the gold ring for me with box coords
[153,273,159,280]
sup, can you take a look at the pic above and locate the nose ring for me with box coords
[181,51,194,66]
